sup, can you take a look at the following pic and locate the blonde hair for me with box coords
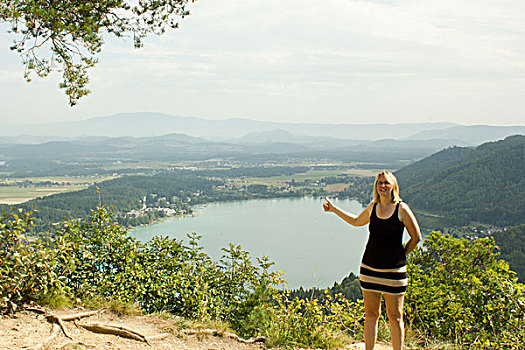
[372,170,402,204]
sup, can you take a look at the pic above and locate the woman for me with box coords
[323,170,421,350]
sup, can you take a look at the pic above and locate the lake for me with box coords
[130,197,412,289]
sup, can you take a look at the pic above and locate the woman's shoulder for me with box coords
[398,201,414,215]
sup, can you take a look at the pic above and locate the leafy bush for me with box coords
[0,208,74,311]
[245,291,363,349]
[406,231,525,349]
[56,206,283,322]
[1,206,283,323]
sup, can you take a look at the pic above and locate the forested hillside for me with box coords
[1,167,315,232]
[288,272,362,302]
[395,135,524,227]
[493,225,525,283]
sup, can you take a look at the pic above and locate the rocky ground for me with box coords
[0,307,393,350]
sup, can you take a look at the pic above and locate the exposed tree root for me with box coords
[60,309,106,321]
[145,333,171,342]
[77,322,151,344]
[26,307,171,345]
[22,307,265,348]
[183,328,266,344]
[46,313,74,340]
[24,308,106,348]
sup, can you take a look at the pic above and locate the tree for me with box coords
[0,0,195,105]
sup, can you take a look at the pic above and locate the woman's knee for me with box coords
[386,309,403,324]
[363,290,382,321]
[365,308,381,321]
[384,293,404,324]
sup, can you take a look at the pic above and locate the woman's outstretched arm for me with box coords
[323,197,373,227]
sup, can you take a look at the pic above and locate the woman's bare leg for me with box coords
[363,290,382,350]
[384,293,404,350]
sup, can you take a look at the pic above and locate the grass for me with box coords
[82,295,143,316]
[38,291,74,310]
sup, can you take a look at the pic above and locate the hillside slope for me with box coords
[395,135,524,227]
[493,225,525,282]
[1,307,390,350]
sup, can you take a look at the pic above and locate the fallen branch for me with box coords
[183,328,266,344]
[78,322,150,344]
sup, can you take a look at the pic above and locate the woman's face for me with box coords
[376,174,393,198]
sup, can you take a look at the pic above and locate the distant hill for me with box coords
[408,125,525,145]
[395,135,525,227]
[0,132,469,177]
[1,112,458,140]
[3,112,522,149]
[234,129,364,148]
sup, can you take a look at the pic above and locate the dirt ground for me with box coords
[0,307,393,350]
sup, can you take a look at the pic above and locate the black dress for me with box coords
[359,202,407,295]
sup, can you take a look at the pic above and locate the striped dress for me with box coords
[359,202,407,295]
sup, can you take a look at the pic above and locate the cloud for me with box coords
[1,0,524,124]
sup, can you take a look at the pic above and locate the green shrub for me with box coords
[0,208,74,312]
[56,206,283,322]
[406,231,525,349]
[241,290,363,348]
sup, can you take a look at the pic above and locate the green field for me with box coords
[246,168,376,186]
[0,185,88,205]
[2,175,118,184]
[0,175,118,204]
[101,161,180,171]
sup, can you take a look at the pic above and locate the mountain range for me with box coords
[3,112,523,145]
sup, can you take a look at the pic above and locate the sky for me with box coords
[1,0,524,125]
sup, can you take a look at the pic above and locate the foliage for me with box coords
[0,0,195,105]
[288,271,363,302]
[1,206,283,324]
[245,291,363,349]
[0,208,74,311]
[56,206,283,322]
[406,231,525,349]
[492,225,525,283]
[57,207,143,303]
